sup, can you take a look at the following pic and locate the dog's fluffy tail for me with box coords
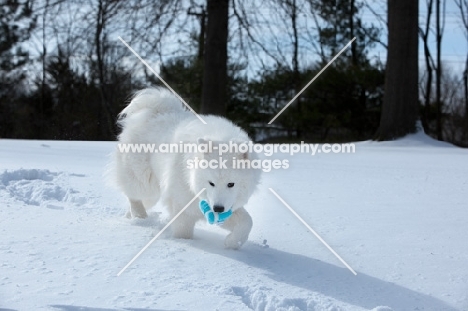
[118,88,185,123]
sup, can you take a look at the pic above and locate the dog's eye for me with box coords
[227,183,235,188]
[209,181,215,187]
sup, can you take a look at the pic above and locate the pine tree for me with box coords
[314,0,379,66]
[0,0,35,84]
[0,0,36,137]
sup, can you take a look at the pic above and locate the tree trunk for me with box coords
[94,0,117,139]
[420,0,434,133]
[349,0,358,66]
[464,58,468,142]
[374,0,419,140]
[40,0,50,139]
[289,0,302,139]
[95,0,106,139]
[435,0,443,140]
[201,0,229,116]
[454,1,468,143]
[188,6,206,108]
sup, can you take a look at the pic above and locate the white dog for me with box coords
[111,88,261,249]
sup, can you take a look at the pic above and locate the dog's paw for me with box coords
[224,233,246,249]
[129,201,148,219]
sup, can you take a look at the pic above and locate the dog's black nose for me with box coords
[213,205,224,213]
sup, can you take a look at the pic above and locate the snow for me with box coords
[0,135,467,311]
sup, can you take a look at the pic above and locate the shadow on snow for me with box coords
[188,235,457,311]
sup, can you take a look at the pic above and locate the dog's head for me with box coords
[188,139,261,213]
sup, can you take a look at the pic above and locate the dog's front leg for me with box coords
[222,207,252,249]
[171,212,197,239]
[126,199,148,219]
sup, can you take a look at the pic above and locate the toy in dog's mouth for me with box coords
[199,200,232,225]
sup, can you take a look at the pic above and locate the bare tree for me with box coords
[125,0,183,61]
[273,0,304,137]
[232,0,286,70]
[435,0,447,140]
[454,0,468,140]
[419,0,435,132]
[92,0,124,138]
[374,0,419,140]
[86,0,182,137]
[40,0,50,139]
[231,0,319,72]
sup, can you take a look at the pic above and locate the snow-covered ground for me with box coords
[1,133,467,311]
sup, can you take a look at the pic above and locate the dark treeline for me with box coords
[0,0,467,145]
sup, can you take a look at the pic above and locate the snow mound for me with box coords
[231,286,308,311]
[229,286,362,311]
[360,130,456,148]
[0,168,56,183]
[0,169,87,207]
[390,131,455,148]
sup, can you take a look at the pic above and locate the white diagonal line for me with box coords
[269,188,357,275]
[268,37,356,124]
[117,36,207,125]
[117,188,206,276]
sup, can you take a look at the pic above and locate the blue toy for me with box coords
[199,200,232,225]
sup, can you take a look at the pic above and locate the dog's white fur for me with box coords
[111,88,261,249]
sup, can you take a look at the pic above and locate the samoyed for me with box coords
[111,88,261,249]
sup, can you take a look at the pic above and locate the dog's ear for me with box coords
[196,137,212,158]
[230,139,249,160]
